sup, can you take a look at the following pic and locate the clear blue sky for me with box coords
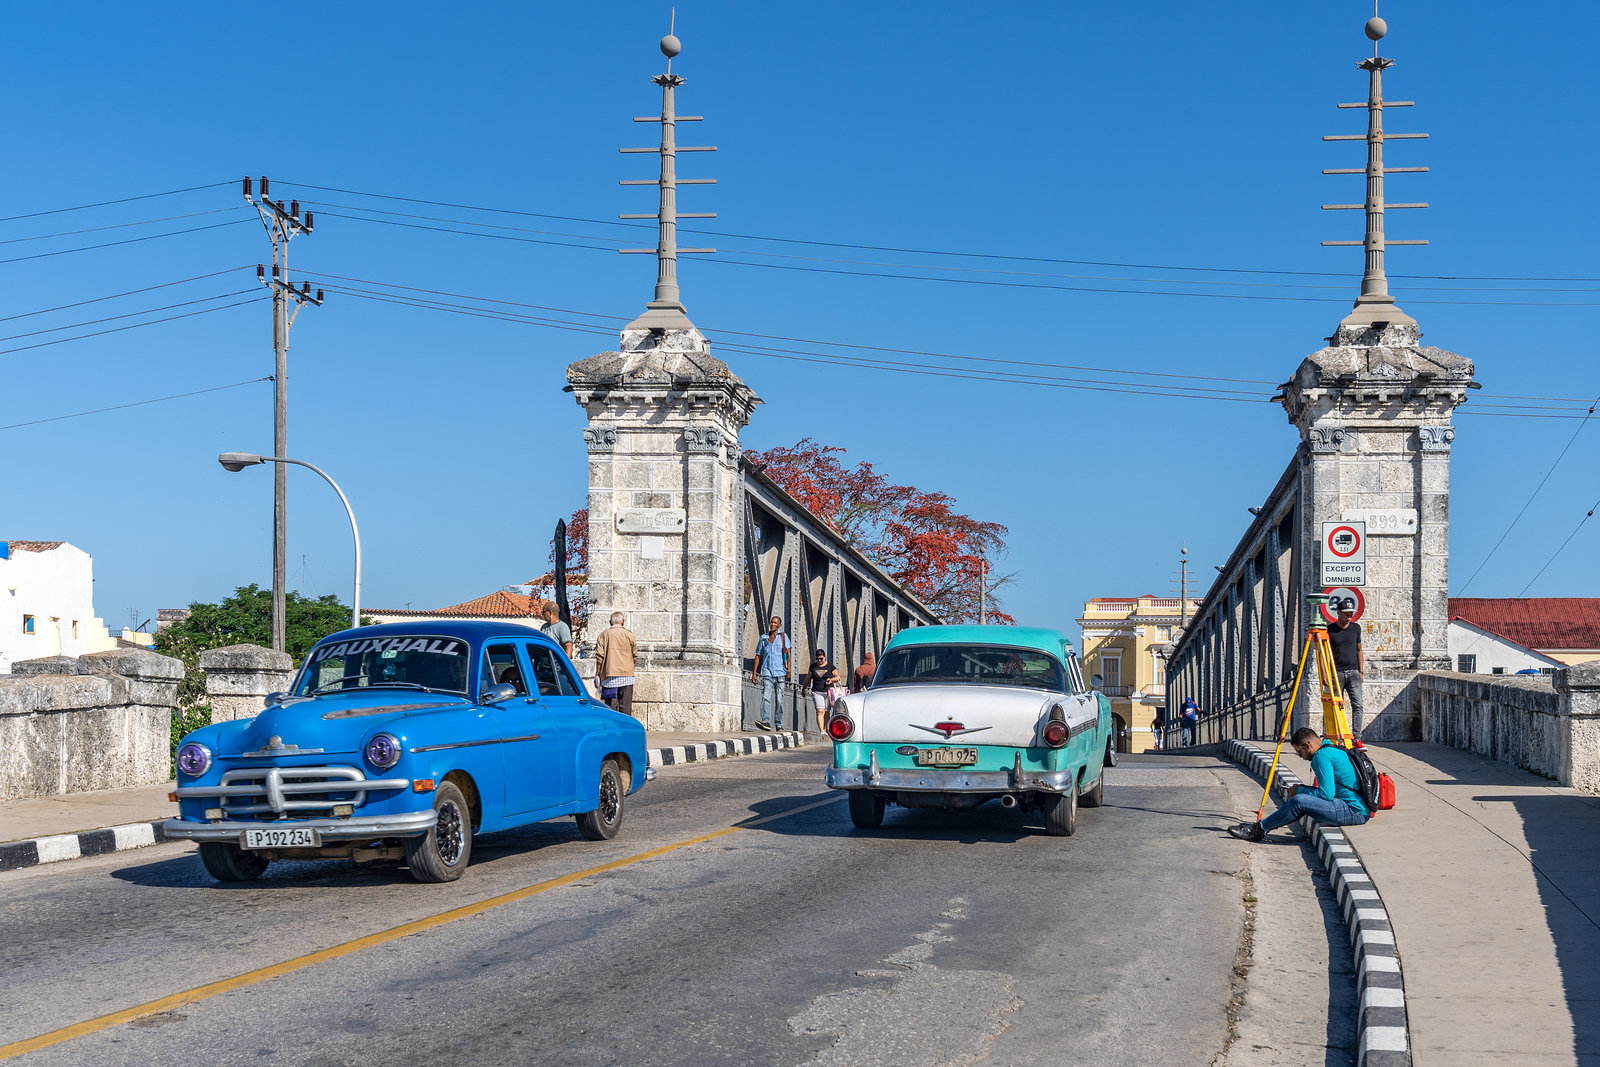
[5,2,1596,637]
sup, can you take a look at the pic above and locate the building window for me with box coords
[1541,667,1558,677]
[22,615,34,634]
[1457,654,1476,673]
[1491,666,1505,675]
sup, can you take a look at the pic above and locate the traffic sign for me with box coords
[1320,521,1366,586]
[1321,585,1365,622]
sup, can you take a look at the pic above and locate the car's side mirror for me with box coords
[481,682,517,705]
[1090,673,1104,689]
[264,691,286,707]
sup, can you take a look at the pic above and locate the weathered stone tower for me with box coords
[566,28,760,731]
[1278,13,1474,740]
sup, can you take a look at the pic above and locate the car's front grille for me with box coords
[210,766,394,818]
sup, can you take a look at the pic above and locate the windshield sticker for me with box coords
[312,637,465,662]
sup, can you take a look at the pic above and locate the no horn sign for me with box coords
[1320,521,1366,586]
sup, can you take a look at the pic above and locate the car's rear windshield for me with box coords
[874,644,1066,692]
[294,635,471,696]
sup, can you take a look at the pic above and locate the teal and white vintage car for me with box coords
[824,625,1113,836]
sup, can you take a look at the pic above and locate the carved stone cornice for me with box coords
[682,425,725,452]
[1306,426,1348,454]
[583,425,618,452]
[1418,425,1456,452]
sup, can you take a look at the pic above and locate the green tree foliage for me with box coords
[155,584,355,707]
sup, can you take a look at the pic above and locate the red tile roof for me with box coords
[370,589,553,619]
[1449,598,1600,651]
[2,540,66,553]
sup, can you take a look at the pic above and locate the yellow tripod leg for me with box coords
[1257,627,1317,820]
[1316,631,1355,748]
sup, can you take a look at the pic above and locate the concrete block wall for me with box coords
[0,648,182,800]
[1416,671,1562,780]
[200,643,294,722]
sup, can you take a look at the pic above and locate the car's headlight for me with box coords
[365,732,402,770]
[176,742,211,777]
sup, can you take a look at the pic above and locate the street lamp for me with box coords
[218,453,362,630]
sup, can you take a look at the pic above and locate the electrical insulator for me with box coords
[316,290,324,302]
[272,265,280,278]
[290,200,299,218]
[256,265,265,280]
[260,177,270,197]
[303,212,313,231]
[301,281,310,295]
[243,177,252,198]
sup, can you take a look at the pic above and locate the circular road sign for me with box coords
[1327,524,1363,558]
[1321,586,1365,623]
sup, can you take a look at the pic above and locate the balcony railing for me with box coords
[1098,685,1133,697]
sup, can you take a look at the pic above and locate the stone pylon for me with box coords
[566,328,759,730]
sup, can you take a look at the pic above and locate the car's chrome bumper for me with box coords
[825,751,1075,794]
[162,810,438,842]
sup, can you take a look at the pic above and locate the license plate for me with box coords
[915,747,978,767]
[241,827,321,849]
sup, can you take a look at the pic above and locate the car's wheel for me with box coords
[199,842,269,882]
[1104,736,1118,767]
[575,758,625,841]
[848,789,887,829]
[1042,777,1078,837]
[405,780,473,882]
[1081,770,1105,808]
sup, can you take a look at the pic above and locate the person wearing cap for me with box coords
[1327,602,1364,738]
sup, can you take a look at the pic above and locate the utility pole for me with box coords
[977,554,986,625]
[244,176,323,652]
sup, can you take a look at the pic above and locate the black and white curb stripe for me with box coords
[1224,739,1409,1067]
[648,730,806,769]
[0,820,168,874]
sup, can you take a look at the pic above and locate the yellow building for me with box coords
[1078,595,1202,753]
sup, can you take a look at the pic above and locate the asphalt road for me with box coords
[1,750,1276,1065]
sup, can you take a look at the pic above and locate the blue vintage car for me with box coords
[165,620,651,883]
[824,625,1112,836]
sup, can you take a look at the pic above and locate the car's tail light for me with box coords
[177,742,211,777]
[826,713,855,741]
[365,732,402,769]
[1043,720,1070,748]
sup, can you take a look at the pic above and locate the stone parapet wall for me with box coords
[1416,671,1561,780]
[200,644,294,722]
[0,648,182,800]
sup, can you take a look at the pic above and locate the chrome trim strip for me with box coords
[321,699,469,720]
[163,809,437,842]
[908,723,994,739]
[409,734,539,753]
[826,765,1076,793]
[175,768,409,815]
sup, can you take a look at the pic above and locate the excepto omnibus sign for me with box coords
[1320,521,1366,586]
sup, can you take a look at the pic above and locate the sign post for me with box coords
[1320,521,1366,587]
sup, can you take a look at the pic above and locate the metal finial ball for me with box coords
[660,34,682,58]
[1365,16,1387,41]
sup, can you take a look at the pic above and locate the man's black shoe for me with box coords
[1227,822,1265,842]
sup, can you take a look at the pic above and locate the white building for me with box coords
[1446,617,1564,677]
[0,541,116,673]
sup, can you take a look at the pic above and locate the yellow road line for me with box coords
[0,794,842,1061]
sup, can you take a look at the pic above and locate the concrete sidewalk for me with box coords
[0,728,809,868]
[1356,742,1600,1066]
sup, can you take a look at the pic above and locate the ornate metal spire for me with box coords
[1321,6,1428,336]
[619,16,717,334]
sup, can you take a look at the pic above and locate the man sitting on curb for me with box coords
[1228,727,1370,841]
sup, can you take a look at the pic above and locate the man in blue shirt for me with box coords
[1228,727,1369,841]
[1180,697,1199,747]
[752,615,791,731]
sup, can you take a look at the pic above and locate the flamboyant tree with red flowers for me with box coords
[745,438,1012,624]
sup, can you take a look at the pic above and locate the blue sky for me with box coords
[5,1,1597,637]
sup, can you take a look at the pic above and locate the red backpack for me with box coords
[1348,741,1397,813]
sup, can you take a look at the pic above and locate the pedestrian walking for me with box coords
[1327,603,1365,738]
[1181,697,1199,747]
[752,615,791,730]
[539,602,574,660]
[807,648,841,733]
[851,650,876,693]
[1151,710,1165,750]
[1227,727,1370,841]
[594,611,638,717]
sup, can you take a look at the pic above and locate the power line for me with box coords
[0,181,235,225]
[0,377,272,432]
[0,290,259,344]
[1516,492,1600,596]
[1456,391,1600,595]
[0,295,267,357]
[0,218,253,267]
[274,178,1600,285]
[0,266,252,323]
[0,207,249,246]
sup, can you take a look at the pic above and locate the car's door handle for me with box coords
[523,698,538,705]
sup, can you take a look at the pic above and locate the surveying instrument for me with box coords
[1255,592,1358,821]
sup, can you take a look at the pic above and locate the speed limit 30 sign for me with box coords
[1321,585,1365,622]
[1320,521,1366,586]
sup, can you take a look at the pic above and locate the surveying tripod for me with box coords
[1256,592,1357,820]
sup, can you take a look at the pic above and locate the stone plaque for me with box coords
[1342,508,1418,536]
[616,508,686,535]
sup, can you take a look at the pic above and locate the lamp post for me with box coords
[219,453,361,630]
